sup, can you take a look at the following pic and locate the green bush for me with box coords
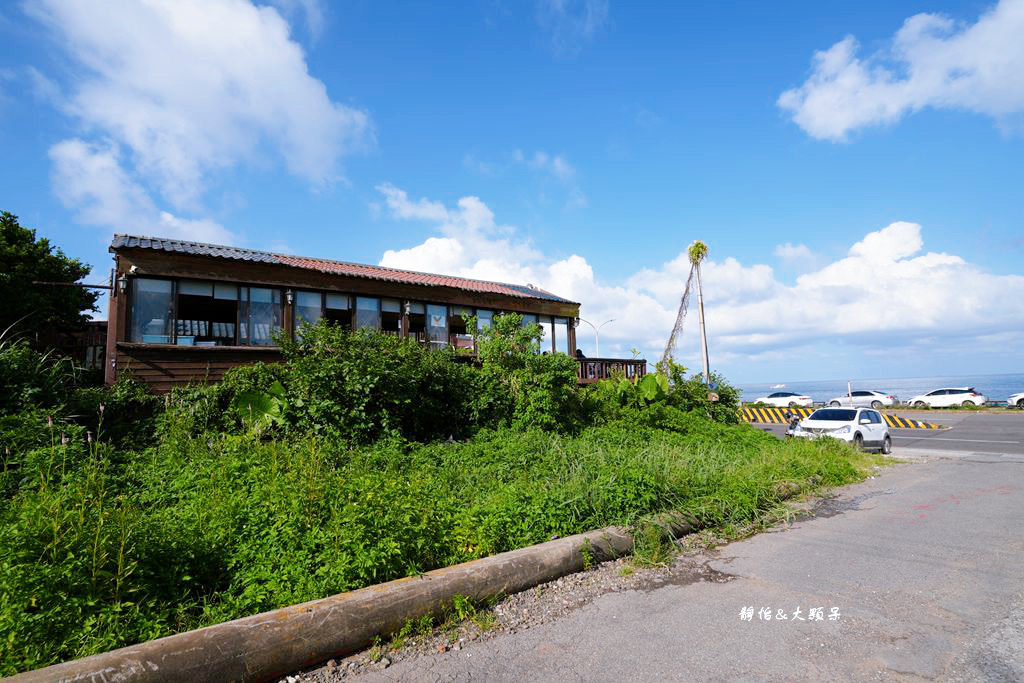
[0,339,79,415]
[473,313,583,431]
[281,323,477,443]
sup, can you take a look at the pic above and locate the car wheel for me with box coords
[829,400,840,407]
[789,402,798,408]
[871,400,883,409]
[880,435,892,455]
[853,433,864,451]
[914,401,926,408]
[962,400,973,407]
[1018,398,1024,408]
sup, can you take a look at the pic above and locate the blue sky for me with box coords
[1,0,1022,383]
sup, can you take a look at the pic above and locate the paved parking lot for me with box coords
[760,411,1024,456]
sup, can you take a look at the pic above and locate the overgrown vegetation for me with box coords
[0,316,880,675]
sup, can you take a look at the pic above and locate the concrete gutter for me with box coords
[10,512,700,683]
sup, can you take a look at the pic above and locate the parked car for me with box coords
[1008,391,1024,409]
[751,391,813,408]
[790,407,891,453]
[827,390,897,409]
[907,387,987,408]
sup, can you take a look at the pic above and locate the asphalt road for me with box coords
[351,448,1024,682]
[760,411,1024,456]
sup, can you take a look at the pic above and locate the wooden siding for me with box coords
[115,343,282,393]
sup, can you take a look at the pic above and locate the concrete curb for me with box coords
[10,513,699,683]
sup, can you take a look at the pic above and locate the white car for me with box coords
[1008,392,1024,409]
[907,387,987,408]
[827,390,897,409]
[791,407,891,453]
[751,391,813,408]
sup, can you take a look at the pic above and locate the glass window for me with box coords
[355,297,380,329]
[243,287,282,346]
[407,301,426,342]
[130,278,173,343]
[448,306,473,349]
[381,298,401,335]
[325,293,351,329]
[539,316,553,353]
[427,304,448,348]
[176,280,238,346]
[554,317,570,354]
[294,290,323,335]
[519,313,538,327]
[476,309,493,330]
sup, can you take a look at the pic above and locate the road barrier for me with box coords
[739,406,942,430]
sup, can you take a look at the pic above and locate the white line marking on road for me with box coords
[891,436,1020,444]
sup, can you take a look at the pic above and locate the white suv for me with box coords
[791,407,891,453]
[908,387,987,408]
[1008,392,1024,409]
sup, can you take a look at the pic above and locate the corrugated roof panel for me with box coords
[110,234,578,305]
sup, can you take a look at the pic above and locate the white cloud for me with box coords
[774,242,817,270]
[515,149,577,181]
[376,183,449,223]
[779,0,1024,140]
[49,138,235,244]
[264,0,326,40]
[513,149,587,208]
[25,66,61,105]
[31,0,371,209]
[536,0,610,56]
[373,186,1024,370]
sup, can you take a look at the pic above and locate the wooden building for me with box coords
[105,235,641,392]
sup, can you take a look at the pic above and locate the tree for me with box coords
[0,212,99,336]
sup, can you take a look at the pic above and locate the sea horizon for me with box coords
[735,371,1024,404]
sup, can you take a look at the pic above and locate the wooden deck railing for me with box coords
[577,358,648,384]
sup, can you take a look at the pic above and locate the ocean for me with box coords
[736,372,1024,405]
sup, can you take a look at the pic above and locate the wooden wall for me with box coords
[115,344,283,393]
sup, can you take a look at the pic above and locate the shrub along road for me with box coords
[346,448,1024,681]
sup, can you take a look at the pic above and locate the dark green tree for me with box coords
[0,212,98,336]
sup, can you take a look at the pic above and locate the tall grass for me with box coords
[0,328,883,675]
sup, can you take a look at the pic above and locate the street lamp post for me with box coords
[577,318,615,357]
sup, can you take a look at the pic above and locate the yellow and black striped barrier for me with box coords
[740,406,814,424]
[880,414,943,429]
[738,406,943,430]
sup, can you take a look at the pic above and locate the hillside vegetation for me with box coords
[0,317,878,674]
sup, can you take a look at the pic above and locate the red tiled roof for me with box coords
[111,234,578,305]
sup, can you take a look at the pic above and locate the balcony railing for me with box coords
[577,357,648,385]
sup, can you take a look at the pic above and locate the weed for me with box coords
[631,519,675,567]
[450,595,476,622]
[367,636,383,663]
[617,564,635,577]
[580,538,593,570]
[471,610,497,632]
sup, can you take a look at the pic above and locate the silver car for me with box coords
[827,389,896,409]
